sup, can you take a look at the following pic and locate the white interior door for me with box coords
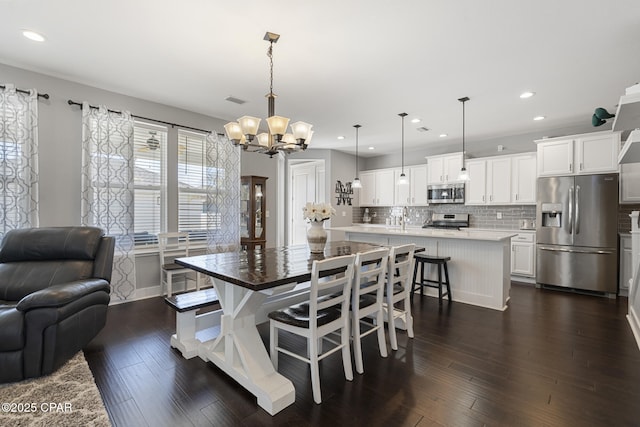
[289,161,323,245]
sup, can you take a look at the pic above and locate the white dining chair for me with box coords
[351,247,389,374]
[158,232,201,296]
[268,254,356,404]
[384,243,416,351]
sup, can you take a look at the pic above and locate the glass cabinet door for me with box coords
[240,181,250,239]
[254,183,264,239]
[240,176,268,250]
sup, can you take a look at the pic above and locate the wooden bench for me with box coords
[165,289,220,358]
[165,284,315,359]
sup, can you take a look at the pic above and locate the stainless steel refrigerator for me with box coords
[536,174,618,295]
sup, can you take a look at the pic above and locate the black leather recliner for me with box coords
[0,226,115,383]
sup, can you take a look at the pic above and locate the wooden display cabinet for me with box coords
[240,176,268,251]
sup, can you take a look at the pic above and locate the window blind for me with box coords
[177,130,216,242]
[133,123,167,245]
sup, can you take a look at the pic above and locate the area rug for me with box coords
[0,352,111,426]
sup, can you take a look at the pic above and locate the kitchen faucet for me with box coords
[401,206,408,231]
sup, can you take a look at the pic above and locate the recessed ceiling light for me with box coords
[368,146,375,150]
[337,136,345,140]
[533,115,546,121]
[22,30,46,42]
[439,133,448,138]
[411,118,421,123]
[520,91,535,99]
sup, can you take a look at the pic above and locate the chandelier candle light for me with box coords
[224,32,313,157]
[302,202,335,253]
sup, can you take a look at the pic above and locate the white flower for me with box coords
[302,202,336,222]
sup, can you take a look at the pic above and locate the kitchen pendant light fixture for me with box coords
[457,97,471,182]
[352,124,362,189]
[397,112,409,185]
[224,32,313,157]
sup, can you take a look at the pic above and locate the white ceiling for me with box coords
[1,0,639,157]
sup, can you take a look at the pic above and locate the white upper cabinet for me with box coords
[427,153,463,184]
[620,162,640,204]
[410,165,428,206]
[465,153,535,205]
[358,171,377,206]
[394,169,410,205]
[536,131,620,176]
[536,139,574,176]
[511,153,537,204]
[394,165,428,206]
[575,132,620,174]
[359,169,395,206]
[487,157,512,204]
[465,159,487,204]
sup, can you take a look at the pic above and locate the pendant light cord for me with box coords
[458,97,470,167]
[354,124,361,182]
[399,113,408,174]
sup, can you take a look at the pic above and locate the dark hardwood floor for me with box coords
[84,283,640,426]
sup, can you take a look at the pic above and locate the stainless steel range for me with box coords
[423,213,469,230]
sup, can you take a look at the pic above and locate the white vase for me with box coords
[307,221,327,253]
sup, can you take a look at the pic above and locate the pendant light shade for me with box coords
[457,97,471,182]
[352,124,362,189]
[397,112,409,185]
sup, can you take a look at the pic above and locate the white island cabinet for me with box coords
[330,226,515,311]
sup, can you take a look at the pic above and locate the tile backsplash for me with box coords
[618,204,640,233]
[354,204,536,230]
[354,203,640,232]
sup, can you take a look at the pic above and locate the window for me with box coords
[177,130,221,242]
[133,123,167,245]
[130,125,233,248]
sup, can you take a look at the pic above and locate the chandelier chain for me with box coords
[268,42,274,95]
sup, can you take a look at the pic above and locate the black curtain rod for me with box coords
[0,84,49,99]
[67,99,222,136]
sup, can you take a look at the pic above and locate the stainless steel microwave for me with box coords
[427,183,465,204]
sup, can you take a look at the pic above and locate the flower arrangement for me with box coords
[302,202,336,222]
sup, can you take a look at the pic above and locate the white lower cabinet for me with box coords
[511,232,536,278]
[620,235,632,295]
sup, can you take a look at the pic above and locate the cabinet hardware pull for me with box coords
[569,163,572,172]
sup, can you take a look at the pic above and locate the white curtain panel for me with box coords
[0,84,39,240]
[81,103,137,301]
[206,133,240,253]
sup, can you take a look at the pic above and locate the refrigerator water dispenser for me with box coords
[541,203,562,227]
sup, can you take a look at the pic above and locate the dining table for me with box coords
[174,240,384,415]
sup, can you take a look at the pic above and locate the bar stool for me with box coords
[412,253,452,304]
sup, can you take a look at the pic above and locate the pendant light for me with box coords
[397,112,409,185]
[352,124,362,189]
[457,97,471,182]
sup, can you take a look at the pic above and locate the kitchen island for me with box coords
[329,225,516,311]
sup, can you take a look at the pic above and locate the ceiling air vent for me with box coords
[225,96,247,105]
[416,126,430,132]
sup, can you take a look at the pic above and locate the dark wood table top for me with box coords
[175,241,385,291]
